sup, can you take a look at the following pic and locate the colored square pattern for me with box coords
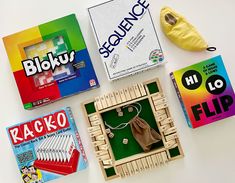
[3,14,99,109]
[24,36,76,87]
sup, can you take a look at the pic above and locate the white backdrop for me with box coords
[0,0,235,183]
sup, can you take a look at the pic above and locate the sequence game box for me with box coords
[3,14,99,110]
[6,107,88,183]
[170,55,235,128]
[88,0,164,80]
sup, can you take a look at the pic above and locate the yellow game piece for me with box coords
[160,7,216,52]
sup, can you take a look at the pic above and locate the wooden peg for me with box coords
[150,154,158,167]
[161,151,168,164]
[89,129,102,137]
[165,133,178,141]
[136,159,144,171]
[131,160,139,174]
[160,117,173,126]
[103,165,113,169]
[154,98,167,106]
[100,96,108,109]
[126,162,134,175]
[146,156,154,169]
[138,83,147,96]
[152,93,164,101]
[159,124,171,132]
[91,120,101,126]
[97,154,110,161]
[155,109,166,116]
[128,86,136,99]
[89,114,99,122]
[165,139,177,148]
[156,113,168,121]
[102,159,113,165]
[95,135,105,141]
[141,158,149,170]
[133,84,141,98]
[164,127,177,135]
[99,144,109,150]
[119,89,127,102]
[156,153,163,165]
[122,164,130,177]
[109,92,117,106]
[155,102,168,110]
[116,166,125,178]
[92,140,105,147]
[88,126,101,133]
[95,97,102,110]
[124,88,131,101]
[96,150,109,156]
[114,91,122,104]
[105,94,112,107]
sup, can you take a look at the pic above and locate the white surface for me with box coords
[0,0,235,183]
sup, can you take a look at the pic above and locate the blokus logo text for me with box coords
[99,0,149,58]
[22,50,75,77]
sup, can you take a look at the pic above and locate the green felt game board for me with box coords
[101,98,164,161]
[83,78,184,180]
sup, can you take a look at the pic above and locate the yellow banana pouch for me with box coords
[160,7,216,51]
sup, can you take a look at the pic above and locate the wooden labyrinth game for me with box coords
[82,78,184,180]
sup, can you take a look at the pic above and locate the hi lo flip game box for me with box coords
[170,56,235,128]
[6,107,88,183]
[3,14,99,110]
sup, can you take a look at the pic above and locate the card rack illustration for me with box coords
[82,78,184,180]
[34,135,80,175]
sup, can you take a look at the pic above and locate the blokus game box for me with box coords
[88,0,164,81]
[6,107,88,183]
[170,55,235,128]
[3,14,99,110]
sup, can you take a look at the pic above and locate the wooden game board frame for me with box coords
[82,78,184,180]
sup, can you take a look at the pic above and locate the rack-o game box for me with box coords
[170,55,235,128]
[3,14,99,110]
[88,0,164,80]
[6,107,88,183]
